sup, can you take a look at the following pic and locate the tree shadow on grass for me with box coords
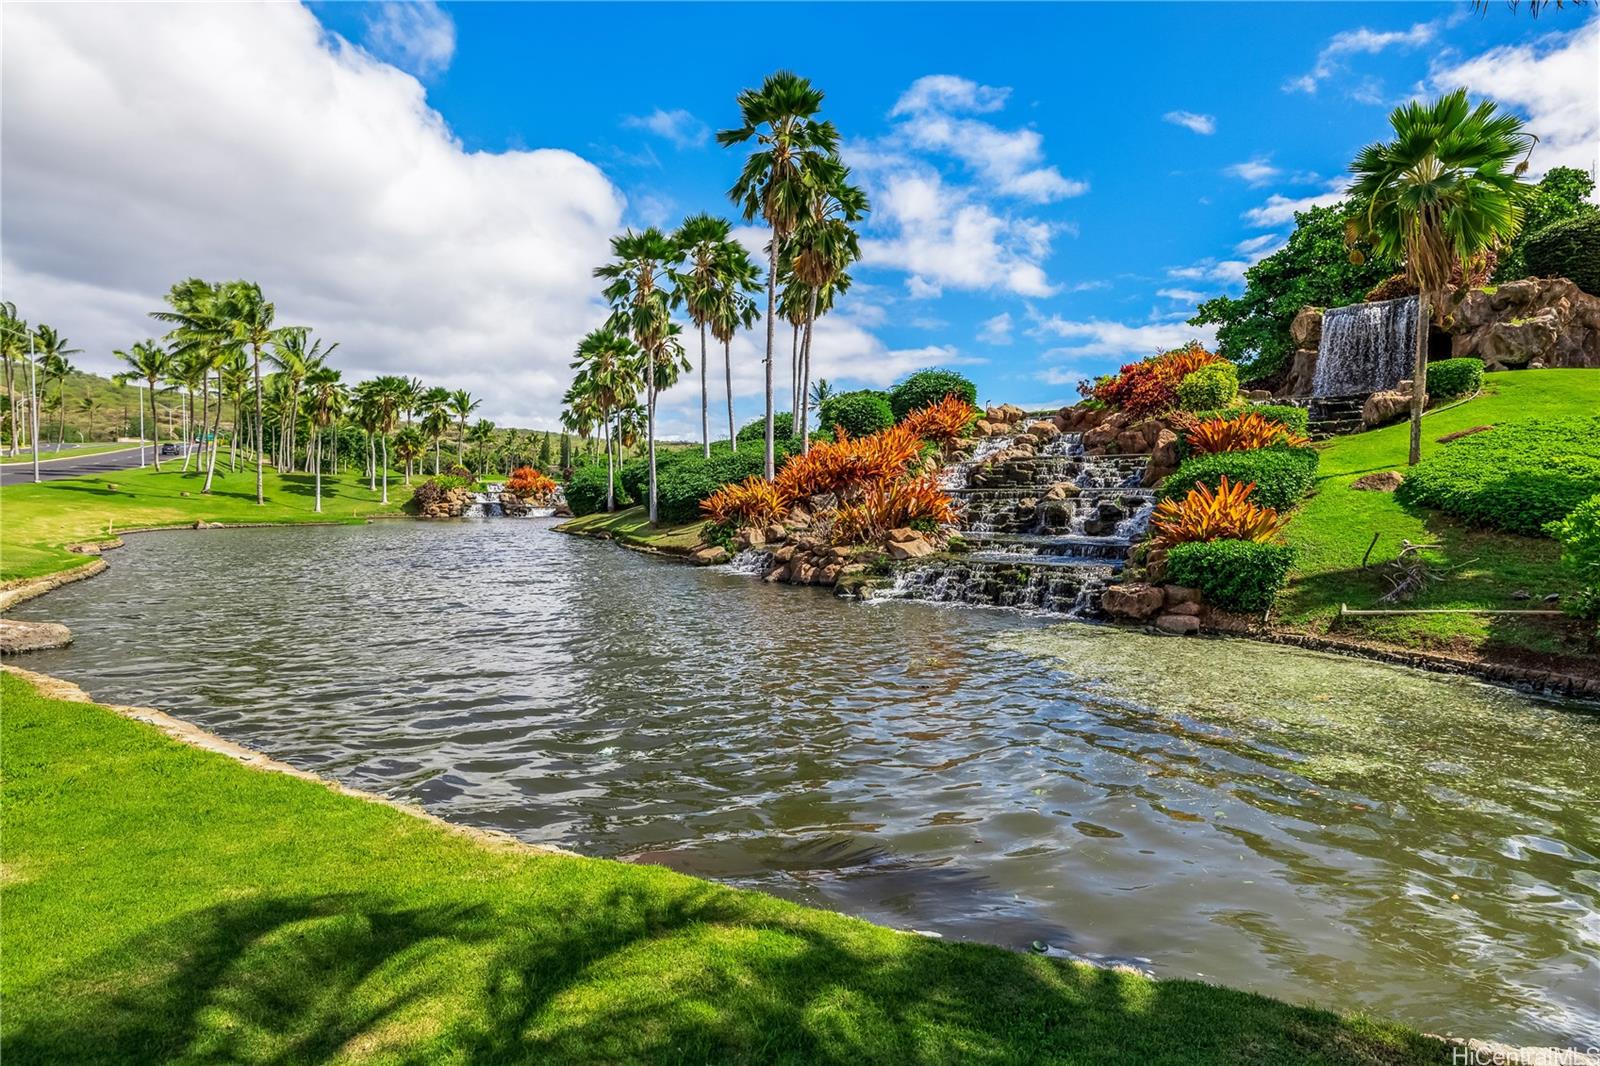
[3,879,1442,1065]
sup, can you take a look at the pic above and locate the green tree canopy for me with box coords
[1494,166,1598,281]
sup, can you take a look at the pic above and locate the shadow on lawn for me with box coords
[4,881,1441,1065]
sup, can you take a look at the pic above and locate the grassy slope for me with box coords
[1277,368,1599,656]
[556,505,705,554]
[1,464,407,582]
[0,671,1443,1065]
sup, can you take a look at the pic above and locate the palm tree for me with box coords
[789,162,867,451]
[157,278,229,489]
[304,365,346,513]
[219,351,250,472]
[565,327,640,511]
[33,326,81,447]
[370,375,408,503]
[448,389,479,465]
[670,214,737,459]
[1347,88,1534,465]
[1,303,24,456]
[418,385,451,474]
[708,242,762,451]
[595,228,688,524]
[115,341,172,471]
[351,382,383,491]
[808,378,835,429]
[393,426,426,486]
[78,394,103,441]
[268,331,336,474]
[465,418,497,473]
[718,70,840,478]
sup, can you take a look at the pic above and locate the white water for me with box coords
[1312,295,1418,398]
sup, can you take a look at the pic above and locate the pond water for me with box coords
[14,518,1600,1046]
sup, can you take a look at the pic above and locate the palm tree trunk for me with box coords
[700,321,710,460]
[724,338,736,454]
[57,378,67,447]
[646,374,658,525]
[5,358,16,456]
[313,431,323,513]
[381,435,389,504]
[202,374,223,494]
[604,415,615,512]
[763,235,778,479]
[457,420,465,465]
[148,379,162,472]
[434,438,440,476]
[790,323,800,429]
[1408,291,1429,466]
[799,291,818,455]
[368,435,376,491]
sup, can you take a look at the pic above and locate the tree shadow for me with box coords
[3,880,1440,1064]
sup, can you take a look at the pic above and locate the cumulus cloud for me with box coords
[1234,232,1285,257]
[362,0,455,78]
[1166,259,1251,285]
[978,312,1013,345]
[1226,156,1282,186]
[1242,188,1346,227]
[891,74,1010,116]
[622,107,710,149]
[1431,18,1600,184]
[1163,110,1216,135]
[1,3,623,429]
[1026,310,1217,360]
[1156,288,1207,303]
[1287,18,1444,94]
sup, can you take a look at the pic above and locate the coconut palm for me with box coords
[448,389,479,465]
[77,394,103,441]
[351,382,383,491]
[1347,88,1535,464]
[0,303,24,455]
[708,242,762,452]
[267,331,336,474]
[465,418,497,473]
[718,70,840,478]
[418,386,451,474]
[670,214,738,459]
[565,327,640,511]
[393,426,426,486]
[219,351,250,472]
[304,365,346,513]
[596,228,688,524]
[156,279,234,490]
[115,341,172,471]
[33,326,81,447]
[370,375,409,503]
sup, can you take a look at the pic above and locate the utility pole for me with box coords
[27,332,40,483]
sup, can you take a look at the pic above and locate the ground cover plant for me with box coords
[1166,540,1296,613]
[0,670,1449,1065]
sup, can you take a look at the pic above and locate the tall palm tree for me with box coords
[351,382,383,491]
[115,341,172,471]
[394,426,426,486]
[448,389,479,465]
[596,228,688,525]
[304,365,346,513]
[718,70,840,478]
[33,326,81,447]
[419,386,451,475]
[78,394,103,441]
[267,331,335,473]
[465,418,497,474]
[565,326,640,511]
[219,351,250,472]
[707,242,762,452]
[1347,88,1534,465]
[370,375,408,503]
[670,214,737,459]
[789,162,867,452]
[157,279,235,491]
[1,303,24,456]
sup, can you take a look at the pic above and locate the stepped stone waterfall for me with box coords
[878,434,1154,615]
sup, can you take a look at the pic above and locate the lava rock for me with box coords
[1101,583,1165,621]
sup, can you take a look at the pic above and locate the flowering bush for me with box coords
[505,466,557,500]
[832,475,958,544]
[1184,412,1310,454]
[1151,475,1291,547]
[700,476,788,527]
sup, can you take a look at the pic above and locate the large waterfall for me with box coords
[1311,295,1418,398]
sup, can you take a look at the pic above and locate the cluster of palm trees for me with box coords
[1,305,88,456]
[563,70,867,524]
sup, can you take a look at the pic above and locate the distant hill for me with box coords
[7,369,147,442]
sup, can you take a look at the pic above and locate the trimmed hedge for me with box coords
[1395,417,1600,535]
[889,368,978,423]
[1547,493,1600,626]
[1525,211,1600,296]
[1165,539,1295,614]
[566,463,632,517]
[1160,445,1319,512]
[738,411,796,444]
[1176,363,1238,412]
[818,389,894,438]
[1425,358,1483,401]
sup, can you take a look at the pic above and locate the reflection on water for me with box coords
[13,520,1600,1045]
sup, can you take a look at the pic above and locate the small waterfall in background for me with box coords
[465,482,506,518]
[1311,295,1418,398]
[723,548,775,574]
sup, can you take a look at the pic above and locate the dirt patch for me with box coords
[1436,425,1493,444]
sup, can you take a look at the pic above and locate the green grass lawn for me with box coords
[0,441,150,465]
[0,670,1445,1065]
[1277,369,1599,658]
[1,464,407,582]
[556,505,706,554]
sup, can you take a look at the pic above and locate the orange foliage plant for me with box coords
[506,466,558,499]
[700,476,789,527]
[1150,475,1291,547]
[899,394,978,450]
[1184,412,1311,454]
[832,476,959,545]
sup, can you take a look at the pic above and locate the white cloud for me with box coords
[1431,18,1600,185]
[1234,232,1285,257]
[1026,309,1218,360]
[1242,188,1346,227]
[1163,110,1216,135]
[1166,259,1251,284]
[978,312,1013,346]
[1288,18,1442,94]
[622,107,710,150]
[1,3,624,430]
[1226,156,1283,186]
[361,0,455,78]
[1156,288,1207,302]
[891,74,1010,117]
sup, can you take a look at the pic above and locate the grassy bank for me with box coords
[1,464,407,582]
[0,669,1444,1064]
[1277,369,1598,660]
[556,505,705,555]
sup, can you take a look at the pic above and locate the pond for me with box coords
[14,518,1600,1047]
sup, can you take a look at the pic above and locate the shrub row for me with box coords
[1547,493,1600,628]
[1395,417,1600,536]
[1425,358,1483,401]
[616,440,805,524]
[565,463,632,517]
[1160,445,1319,512]
[1164,539,1295,614]
[1525,211,1600,296]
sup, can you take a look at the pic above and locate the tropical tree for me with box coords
[351,381,383,491]
[788,161,867,450]
[719,70,840,478]
[268,330,336,474]
[114,341,172,470]
[0,303,24,455]
[596,228,688,524]
[394,426,426,486]
[219,351,251,472]
[1347,88,1534,464]
[808,377,835,421]
[418,385,451,474]
[370,375,408,503]
[564,326,640,511]
[708,242,762,451]
[304,364,346,513]
[33,325,81,446]
[466,418,497,473]
[78,394,103,441]
[448,389,479,465]
[671,214,738,458]
[156,278,231,489]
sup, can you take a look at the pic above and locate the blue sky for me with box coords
[5,2,1595,433]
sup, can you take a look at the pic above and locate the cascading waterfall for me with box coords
[1311,295,1418,398]
[877,432,1155,617]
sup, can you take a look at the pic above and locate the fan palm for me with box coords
[789,163,867,451]
[448,389,479,465]
[77,394,103,441]
[304,365,346,512]
[393,426,426,486]
[670,214,737,459]
[1,303,24,455]
[596,228,688,524]
[114,341,173,471]
[219,351,250,472]
[1347,89,1534,464]
[465,418,497,473]
[718,70,840,478]
[268,331,336,474]
[418,386,451,475]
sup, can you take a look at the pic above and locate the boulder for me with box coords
[1351,471,1405,492]
[0,619,73,655]
[690,545,729,565]
[886,527,918,544]
[1081,422,1116,451]
[1281,347,1321,399]
[1154,613,1201,635]
[1362,385,1420,429]
[1289,306,1324,349]
[764,523,787,543]
[1164,602,1202,617]
[1042,482,1078,501]
[1474,310,1560,369]
[1027,420,1061,441]
[818,563,842,586]
[886,535,935,560]
[1101,583,1164,621]
[774,543,797,563]
[1162,585,1201,607]
[737,526,766,550]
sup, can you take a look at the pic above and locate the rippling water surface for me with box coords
[15,519,1600,1045]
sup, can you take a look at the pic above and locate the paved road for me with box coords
[0,446,160,486]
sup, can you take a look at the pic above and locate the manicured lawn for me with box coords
[556,505,705,554]
[0,442,149,465]
[1,464,407,582]
[1277,369,1599,657]
[0,670,1445,1065]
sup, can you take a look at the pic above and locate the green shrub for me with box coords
[654,438,802,523]
[1395,418,1600,535]
[1160,446,1319,512]
[737,411,795,443]
[1425,358,1483,400]
[1175,363,1239,412]
[889,368,978,422]
[1185,403,1309,436]
[818,389,894,437]
[1525,211,1600,295]
[1164,539,1295,613]
[564,463,630,516]
[1545,493,1600,629]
